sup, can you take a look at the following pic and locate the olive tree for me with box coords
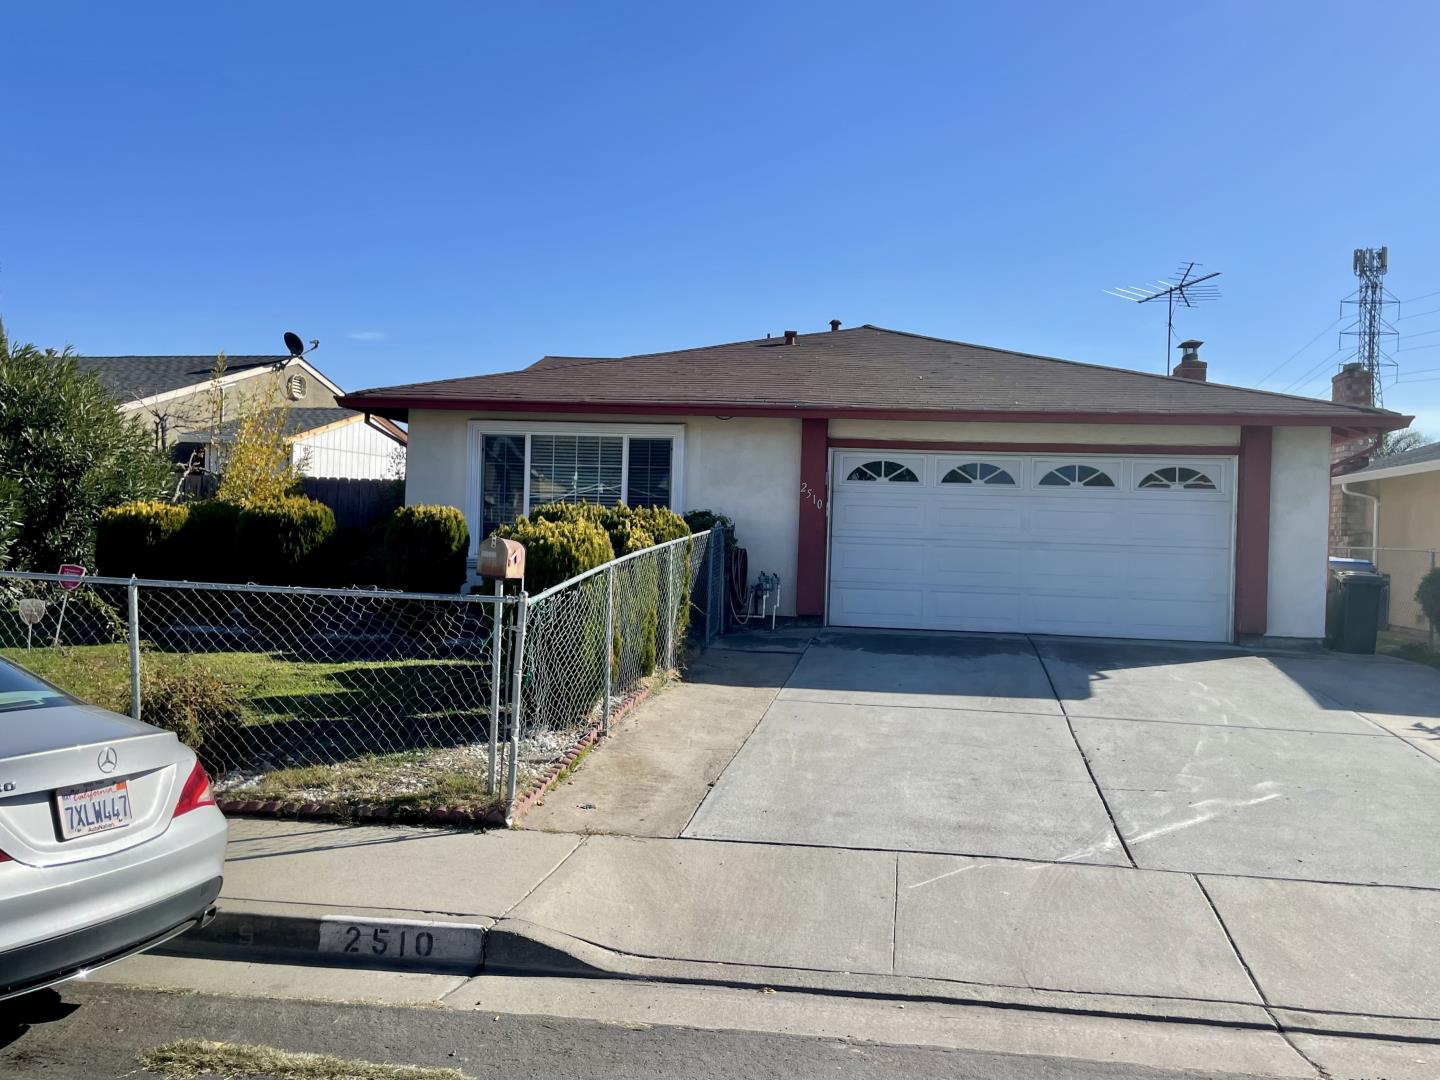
[0,321,171,570]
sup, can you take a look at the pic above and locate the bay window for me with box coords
[468,422,684,543]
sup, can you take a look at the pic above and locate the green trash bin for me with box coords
[1326,570,1386,654]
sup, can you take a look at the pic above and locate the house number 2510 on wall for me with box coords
[800,481,825,512]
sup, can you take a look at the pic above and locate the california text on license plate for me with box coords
[56,779,133,839]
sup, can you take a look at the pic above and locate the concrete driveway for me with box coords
[683,629,1440,888]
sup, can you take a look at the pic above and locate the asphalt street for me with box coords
[1,983,1283,1080]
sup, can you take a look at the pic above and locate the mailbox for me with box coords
[476,536,526,580]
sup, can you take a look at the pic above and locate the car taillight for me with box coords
[0,849,10,862]
[174,760,216,817]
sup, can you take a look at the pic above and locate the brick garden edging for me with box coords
[215,678,664,829]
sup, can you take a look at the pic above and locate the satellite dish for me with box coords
[283,331,304,358]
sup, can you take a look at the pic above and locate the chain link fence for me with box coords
[514,530,722,782]
[0,526,725,822]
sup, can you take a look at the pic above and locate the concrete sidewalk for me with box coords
[121,817,1440,1045]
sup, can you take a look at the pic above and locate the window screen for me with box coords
[528,435,624,508]
[481,435,526,539]
[626,438,673,508]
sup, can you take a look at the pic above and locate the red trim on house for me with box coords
[827,438,1241,456]
[334,395,1410,431]
[1234,426,1273,638]
[796,418,829,618]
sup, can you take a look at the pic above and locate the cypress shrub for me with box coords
[493,515,613,594]
[632,506,690,544]
[235,497,335,584]
[384,505,469,593]
[95,500,190,578]
[175,500,242,582]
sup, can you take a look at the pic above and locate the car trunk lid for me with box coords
[0,703,183,866]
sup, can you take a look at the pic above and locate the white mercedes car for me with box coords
[0,656,227,999]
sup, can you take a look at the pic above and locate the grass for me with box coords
[141,1040,471,1080]
[235,747,503,816]
[1378,630,1440,671]
[0,643,486,726]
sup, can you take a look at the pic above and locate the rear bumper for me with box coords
[0,876,222,1000]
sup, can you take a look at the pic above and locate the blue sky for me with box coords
[4,3,1439,427]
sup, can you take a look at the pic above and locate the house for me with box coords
[75,352,407,480]
[337,324,1407,643]
[1331,442,1440,635]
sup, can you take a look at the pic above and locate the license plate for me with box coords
[56,778,133,839]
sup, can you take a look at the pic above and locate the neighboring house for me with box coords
[338,324,1406,643]
[1331,442,1440,634]
[75,353,407,480]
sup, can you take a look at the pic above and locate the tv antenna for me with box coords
[1106,262,1222,373]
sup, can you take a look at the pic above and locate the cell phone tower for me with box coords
[1341,247,1398,406]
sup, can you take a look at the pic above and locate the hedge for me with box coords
[385,505,469,593]
[493,515,614,594]
[95,501,190,578]
[176,500,242,582]
[235,496,336,584]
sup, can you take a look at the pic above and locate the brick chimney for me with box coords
[1331,361,1372,408]
[1172,339,1207,381]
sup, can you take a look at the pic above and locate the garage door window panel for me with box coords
[1138,466,1218,491]
[846,459,920,483]
[1038,464,1115,489]
[941,462,1016,486]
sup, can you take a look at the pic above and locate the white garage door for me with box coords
[827,452,1235,642]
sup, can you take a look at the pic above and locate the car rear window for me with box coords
[0,660,71,712]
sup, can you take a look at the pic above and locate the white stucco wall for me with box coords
[828,419,1242,445]
[1267,426,1331,639]
[404,410,802,614]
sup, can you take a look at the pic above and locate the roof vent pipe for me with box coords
[783,329,798,345]
[830,320,841,332]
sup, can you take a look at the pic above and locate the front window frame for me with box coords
[466,420,686,555]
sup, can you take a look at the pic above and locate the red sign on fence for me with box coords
[58,564,86,591]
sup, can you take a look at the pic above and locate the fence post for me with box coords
[504,595,530,821]
[663,542,676,672]
[127,577,142,721]
[487,582,505,796]
[603,565,614,735]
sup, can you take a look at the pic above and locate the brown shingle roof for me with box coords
[338,325,1408,428]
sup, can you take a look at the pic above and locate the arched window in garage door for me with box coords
[1038,464,1115,488]
[846,460,919,482]
[941,462,1016,485]
[1137,466,1217,491]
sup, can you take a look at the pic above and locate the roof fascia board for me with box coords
[118,356,343,412]
[1331,458,1440,485]
[335,396,1411,431]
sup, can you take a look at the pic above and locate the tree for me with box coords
[0,321,172,570]
[211,359,305,507]
[1378,429,1433,457]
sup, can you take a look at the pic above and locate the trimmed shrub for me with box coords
[529,502,607,526]
[632,506,690,544]
[130,663,246,772]
[234,497,335,584]
[1417,568,1440,629]
[494,515,613,594]
[175,500,242,582]
[684,508,737,552]
[95,500,190,578]
[385,505,469,593]
[600,511,654,557]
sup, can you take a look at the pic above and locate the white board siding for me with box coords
[828,452,1235,642]
[292,420,404,480]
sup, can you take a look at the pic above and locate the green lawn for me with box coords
[1,643,505,816]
